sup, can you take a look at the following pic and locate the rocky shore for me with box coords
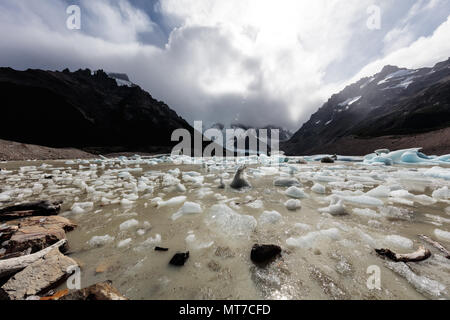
[0,201,126,300]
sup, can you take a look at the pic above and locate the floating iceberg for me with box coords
[285,186,308,199]
[259,210,282,225]
[286,228,341,249]
[364,148,450,166]
[285,199,302,211]
[205,204,257,237]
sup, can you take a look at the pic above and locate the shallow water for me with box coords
[1,157,450,300]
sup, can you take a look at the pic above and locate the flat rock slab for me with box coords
[1,248,78,300]
[3,216,76,254]
[0,201,62,222]
[60,281,127,300]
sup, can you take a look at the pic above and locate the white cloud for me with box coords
[0,0,448,131]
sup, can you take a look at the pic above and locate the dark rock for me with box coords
[0,201,62,222]
[169,252,189,266]
[251,244,282,265]
[321,157,335,164]
[230,166,251,189]
[155,247,169,252]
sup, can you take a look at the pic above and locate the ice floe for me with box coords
[386,261,446,297]
[205,204,257,237]
[286,228,341,249]
[434,229,450,241]
[120,219,139,231]
[172,202,203,220]
[285,186,308,199]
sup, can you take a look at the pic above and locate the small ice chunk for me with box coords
[384,235,413,249]
[176,184,186,193]
[185,234,214,250]
[285,186,308,199]
[120,219,139,231]
[390,190,415,200]
[142,234,162,246]
[89,235,115,247]
[71,202,94,212]
[380,206,412,220]
[294,223,312,231]
[342,195,383,207]
[172,202,203,220]
[71,205,85,215]
[259,210,282,225]
[366,185,390,198]
[120,198,134,207]
[274,178,301,187]
[118,238,132,248]
[425,167,450,181]
[319,196,346,216]
[432,186,449,200]
[434,229,450,241]
[0,194,10,202]
[311,183,326,194]
[246,199,264,209]
[386,261,446,297]
[286,228,340,249]
[285,199,302,211]
[353,208,379,218]
[205,204,257,237]
[414,194,437,206]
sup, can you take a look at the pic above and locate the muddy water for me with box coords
[1,158,450,300]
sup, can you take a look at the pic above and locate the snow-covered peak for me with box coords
[107,72,136,87]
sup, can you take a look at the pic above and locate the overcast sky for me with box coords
[0,0,449,131]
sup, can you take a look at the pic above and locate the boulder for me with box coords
[169,252,189,266]
[321,157,335,164]
[0,201,62,222]
[230,166,251,189]
[0,248,78,300]
[3,216,76,254]
[250,244,282,265]
[60,281,127,300]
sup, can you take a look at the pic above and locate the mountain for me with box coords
[0,68,195,155]
[282,57,450,156]
[206,123,293,154]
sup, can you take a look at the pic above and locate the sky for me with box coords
[0,0,449,131]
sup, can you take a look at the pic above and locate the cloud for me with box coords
[352,15,450,82]
[0,0,448,131]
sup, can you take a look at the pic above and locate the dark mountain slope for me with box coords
[282,58,450,155]
[0,68,193,154]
